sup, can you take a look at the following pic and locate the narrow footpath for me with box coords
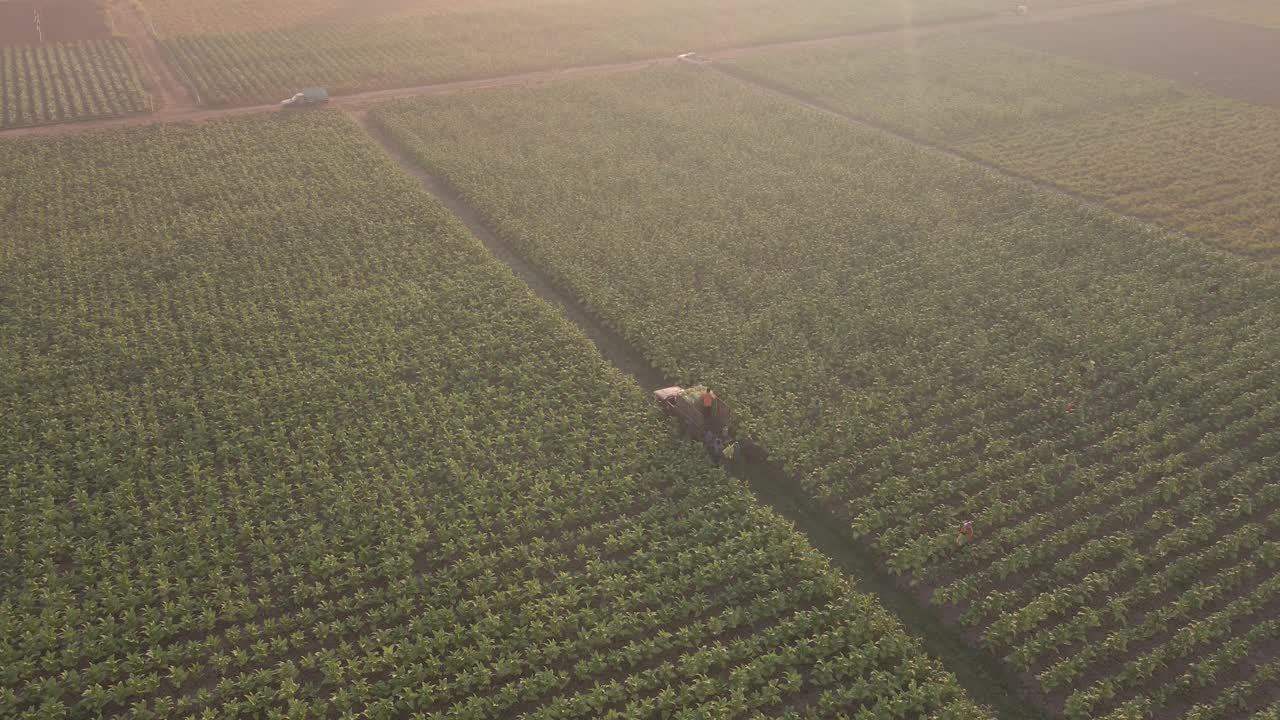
[351,111,668,392]
[354,109,1051,720]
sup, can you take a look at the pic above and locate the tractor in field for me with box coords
[281,87,329,109]
[653,385,767,463]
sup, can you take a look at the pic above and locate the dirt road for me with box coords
[1,0,1191,140]
[108,0,197,113]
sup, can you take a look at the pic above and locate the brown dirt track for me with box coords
[0,0,111,44]
[987,6,1280,109]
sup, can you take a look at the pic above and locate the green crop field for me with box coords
[147,0,1105,106]
[1189,0,1280,29]
[371,68,1280,720]
[138,0,1108,37]
[0,40,151,129]
[0,111,989,719]
[960,95,1280,263]
[726,36,1280,264]
[726,37,1183,144]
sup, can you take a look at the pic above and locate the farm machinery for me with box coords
[653,385,767,463]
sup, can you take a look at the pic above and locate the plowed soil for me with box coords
[0,1,111,44]
[987,7,1280,109]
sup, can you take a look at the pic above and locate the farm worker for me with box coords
[958,521,975,545]
[701,388,715,421]
[711,436,725,466]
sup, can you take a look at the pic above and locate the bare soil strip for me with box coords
[987,5,1280,109]
[107,0,195,112]
[355,107,1051,720]
[1,0,1187,138]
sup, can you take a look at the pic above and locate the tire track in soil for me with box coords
[1,0,1188,138]
[352,108,1053,720]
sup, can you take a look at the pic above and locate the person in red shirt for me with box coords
[701,388,715,423]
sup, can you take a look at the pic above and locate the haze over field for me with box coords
[3,1,1280,719]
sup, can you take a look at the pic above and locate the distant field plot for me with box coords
[373,68,1280,720]
[1186,0,1280,29]
[0,39,151,128]
[136,0,524,35]
[147,0,1102,105]
[729,36,1181,143]
[138,0,1107,37]
[0,111,988,720]
[990,7,1280,109]
[729,36,1280,263]
[0,0,112,45]
[961,95,1280,262]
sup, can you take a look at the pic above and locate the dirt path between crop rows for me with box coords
[107,0,196,113]
[348,110,669,393]
[353,108,1052,720]
[1,0,1189,139]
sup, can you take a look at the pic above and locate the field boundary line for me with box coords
[1,0,1188,138]
[349,109,668,393]
[352,107,1053,720]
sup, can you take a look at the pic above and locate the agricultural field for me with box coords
[136,0,1121,36]
[989,7,1280,110]
[143,0,1106,106]
[961,95,1280,262]
[0,111,990,719]
[727,36,1280,263]
[0,40,150,128]
[0,0,113,45]
[1188,0,1280,29]
[726,37,1184,144]
[135,0,533,36]
[371,67,1280,720]
[0,0,154,130]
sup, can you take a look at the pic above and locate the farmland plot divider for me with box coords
[354,108,1052,720]
[351,110,667,393]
